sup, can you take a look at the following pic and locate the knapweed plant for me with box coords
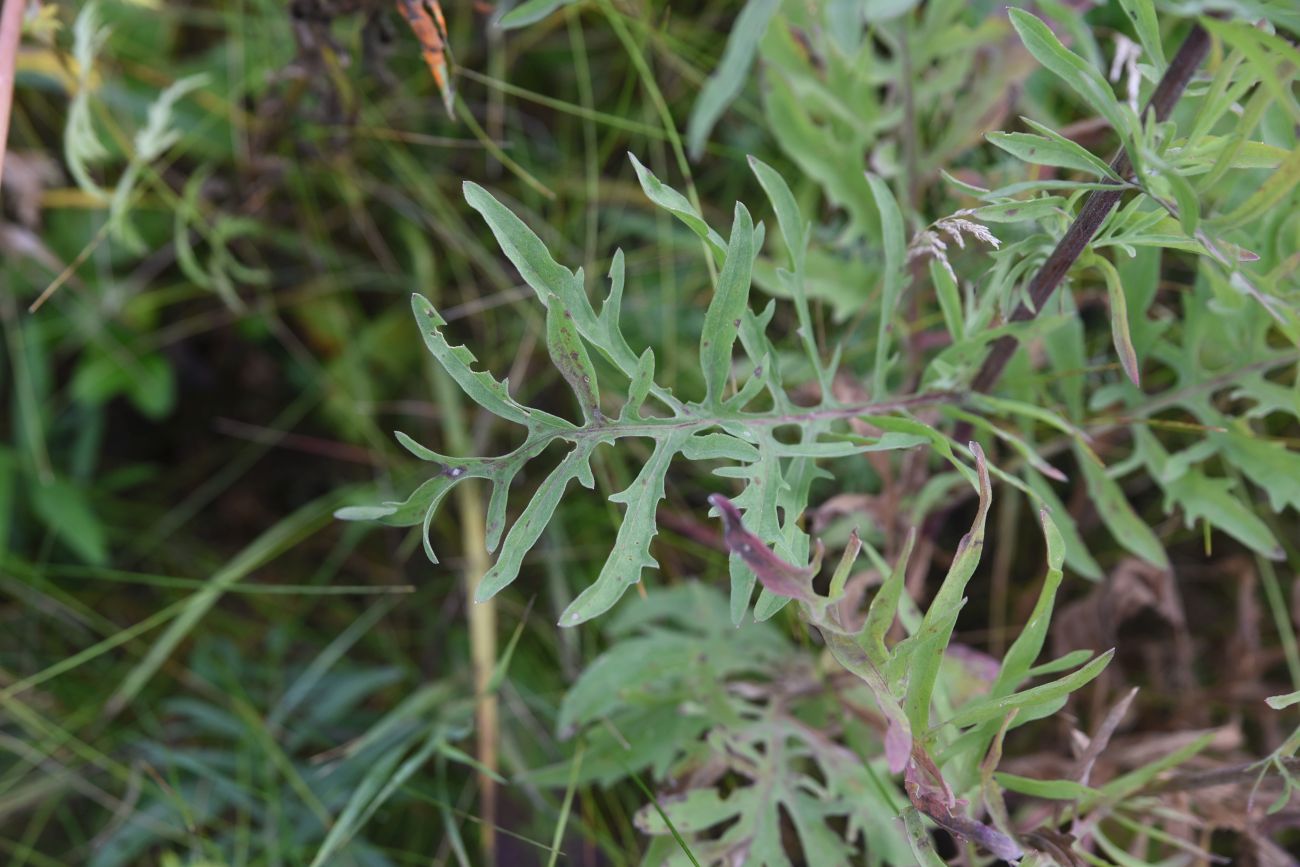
[341,1,1300,863]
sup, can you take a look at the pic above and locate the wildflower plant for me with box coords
[337,0,1300,863]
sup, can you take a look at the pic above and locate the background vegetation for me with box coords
[1,0,1299,864]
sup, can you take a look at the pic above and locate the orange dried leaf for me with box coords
[396,0,455,118]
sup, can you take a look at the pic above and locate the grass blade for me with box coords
[107,493,340,715]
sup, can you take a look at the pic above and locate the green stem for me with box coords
[507,389,961,452]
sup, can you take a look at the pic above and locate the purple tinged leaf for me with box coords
[907,757,1023,861]
[885,720,911,775]
[929,812,1024,862]
[708,494,819,602]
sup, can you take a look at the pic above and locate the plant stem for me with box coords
[535,390,962,447]
[433,346,499,863]
[0,0,26,197]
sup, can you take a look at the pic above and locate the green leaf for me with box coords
[635,789,749,835]
[681,433,760,463]
[684,0,781,160]
[463,183,587,312]
[904,443,991,734]
[546,293,602,423]
[108,74,209,252]
[559,635,680,731]
[1220,431,1300,513]
[974,196,1068,223]
[621,348,658,422]
[863,0,920,22]
[994,773,1098,800]
[387,438,520,556]
[760,71,881,242]
[498,0,577,29]
[940,649,1113,729]
[597,250,656,397]
[995,510,1066,694]
[411,294,554,429]
[750,155,825,386]
[948,410,1067,482]
[1267,690,1300,710]
[65,2,110,200]
[337,475,463,563]
[1207,134,1300,231]
[827,529,861,602]
[628,153,727,262]
[464,182,655,379]
[987,122,1118,180]
[1028,648,1096,678]
[1008,9,1132,144]
[478,441,599,602]
[862,529,914,667]
[1165,470,1282,560]
[930,257,964,342]
[700,205,756,406]
[1201,18,1300,136]
[818,625,913,773]
[747,156,806,273]
[866,173,905,397]
[1090,255,1141,385]
[1024,471,1103,581]
[1165,166,1200,237]
[785,792,856,866]
[1075,445,1169,569]
[72,351,175,420]
[1116,0,1166,69]
[30,477,109,565]
[560,431,688,625]
[1136,429,1283,559]
[526,705,708,788]
[465,184,676,408]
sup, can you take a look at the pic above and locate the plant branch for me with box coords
[548,390,964,445]
[964,24,1212,404]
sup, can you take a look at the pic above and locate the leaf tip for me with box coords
[1122,354,1141,386]
[410,293,438,319]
